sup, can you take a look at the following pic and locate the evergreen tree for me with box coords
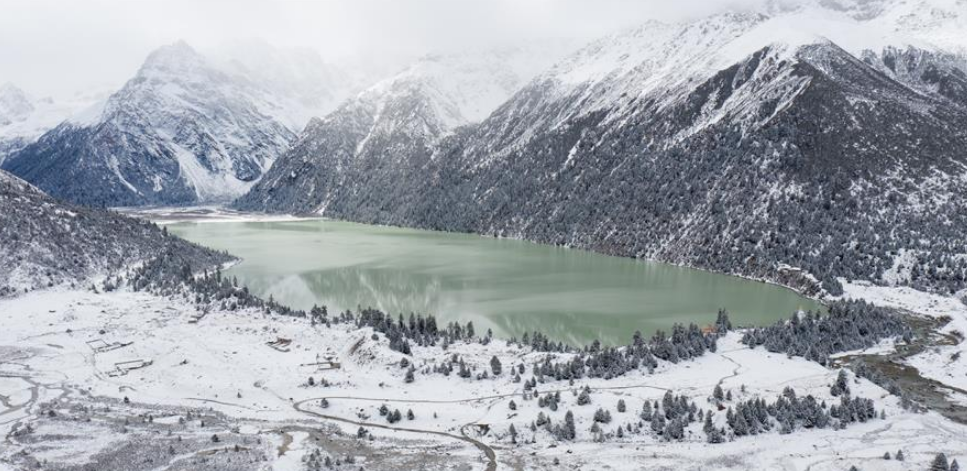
[563,410,576,440]
[932,454,950,471]
[490,356,502,376]
[831,370,850,397]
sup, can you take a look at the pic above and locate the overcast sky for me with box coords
[0,0,763,99]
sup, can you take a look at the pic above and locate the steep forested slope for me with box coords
[0,170,231,297]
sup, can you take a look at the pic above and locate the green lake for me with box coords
[169,219,821,346]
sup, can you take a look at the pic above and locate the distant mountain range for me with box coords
[2,41,370,207]
[0,83,103,165]
[236,0,967,295]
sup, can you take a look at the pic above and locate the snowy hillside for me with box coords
[0,169,230,296]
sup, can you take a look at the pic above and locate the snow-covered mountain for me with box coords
[0,169,229,296]
[767,0,967,52]
[0,83,99,165]
[236,2,967,296]
[0,83,34,126]
[234,44,575,213]
[2,41,368,207]
[211,39,370,129]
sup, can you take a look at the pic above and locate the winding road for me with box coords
[292,397,498,471]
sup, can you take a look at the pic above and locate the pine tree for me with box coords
[831,370,850,397]
[563,410,576,440]
[490,356,502,376]
[932,453,950,471]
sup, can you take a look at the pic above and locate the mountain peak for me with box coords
[138,40,207,77]
[0,82,34,125]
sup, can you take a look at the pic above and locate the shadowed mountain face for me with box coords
[236,12,967,295]
[0,170,231,296]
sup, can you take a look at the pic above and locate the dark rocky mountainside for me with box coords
[0,170,231,297]
[237,12,967,296]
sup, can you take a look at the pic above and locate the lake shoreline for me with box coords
[152,208,822,347]
[131,204,828,303]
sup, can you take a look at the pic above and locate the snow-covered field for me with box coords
[120,206,322,225]
[842,281,967,403]
[1,284,965,470]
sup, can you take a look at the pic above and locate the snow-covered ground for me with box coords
[120,206,323,225]
[1,284,965,470]
[842,281,967,402]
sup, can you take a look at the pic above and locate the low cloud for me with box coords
[0,0,768,98]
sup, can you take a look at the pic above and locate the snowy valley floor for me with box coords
[1,285,966,471]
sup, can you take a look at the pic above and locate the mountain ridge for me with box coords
[236,9,967,296]
[2,42,332,206]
